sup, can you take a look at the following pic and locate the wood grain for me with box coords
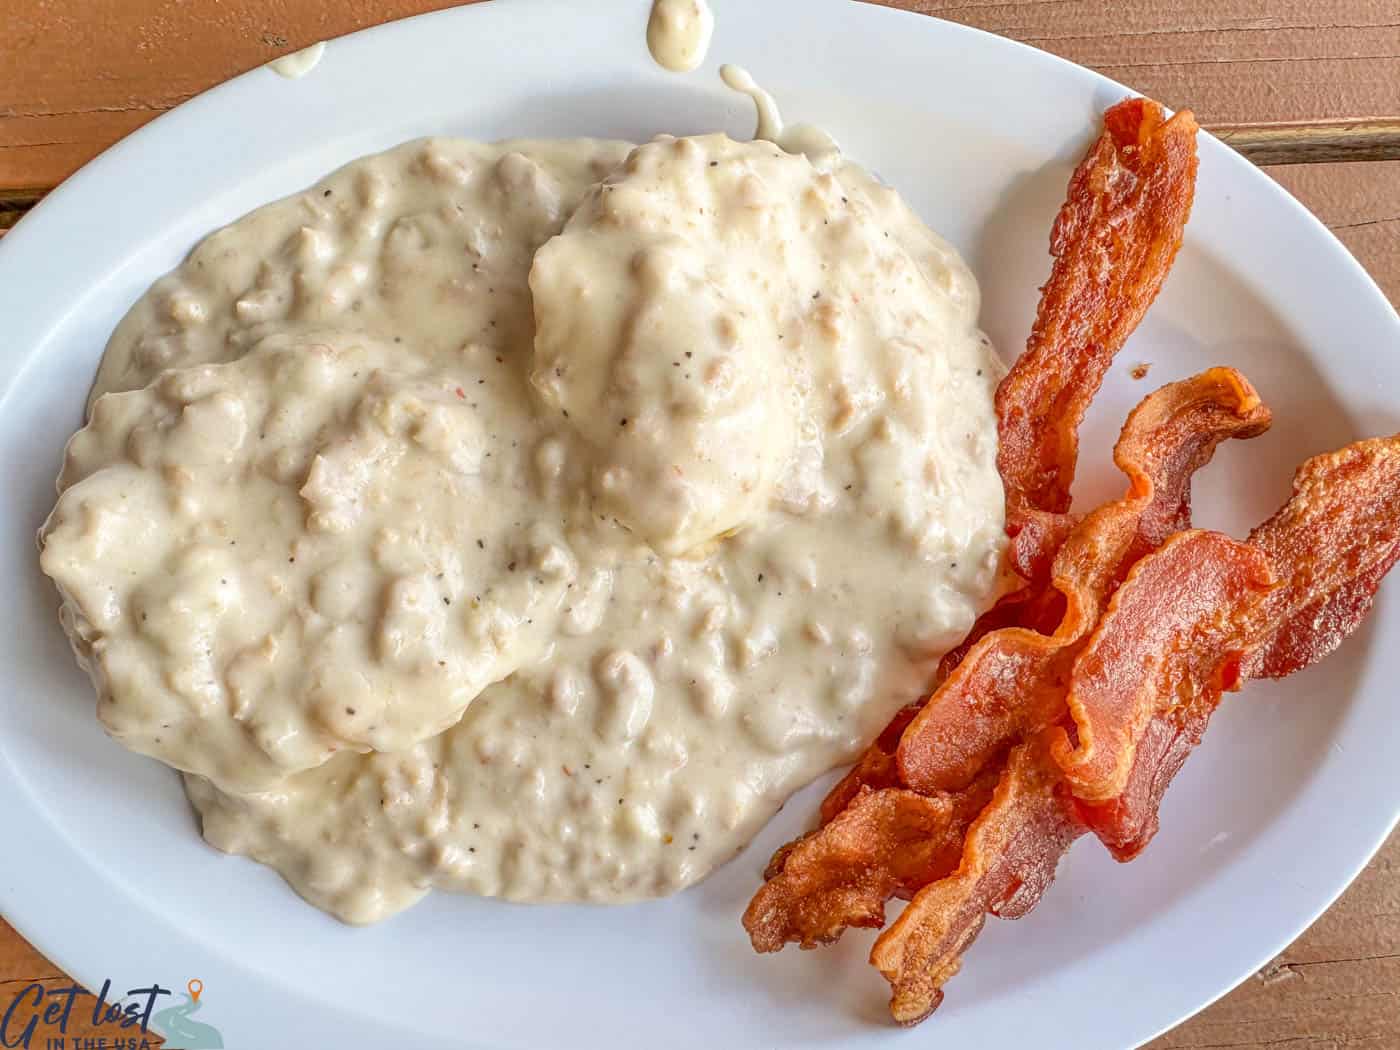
[4,0,1400,188]
[0,0,472,189]
[1218,119,1400,165]
[0,189,36,235]
[1266,161,1400,306]
[2,4,1399,1050]
[884,0,1400,125]
[1150,829,1400,1049]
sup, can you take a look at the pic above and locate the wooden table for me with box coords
[3,3,1397,1048]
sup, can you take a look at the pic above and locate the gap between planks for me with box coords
[1212,118,1400,165]
[1,118,1397,236]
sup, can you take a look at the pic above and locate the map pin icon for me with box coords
[188,979,203,1003]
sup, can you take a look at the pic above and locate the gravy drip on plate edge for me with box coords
[267,41,326,80]
[647,0,715,72]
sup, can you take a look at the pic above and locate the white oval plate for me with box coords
[2,2,1397,1048]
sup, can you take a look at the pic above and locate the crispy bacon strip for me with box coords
[1244,436,1400,678]
[865,435,1400,1023]
[750,370,1268,953]
[1051,530,1273,802]
[1077,434,1400,856]
[868,536,1260,1019]
[1073,706,1209,861]
[998,97,1200,579]
[1005,509,1080,588]
[869,739,1085,1026]
[896,369,1269,795]
[745,776,996,952]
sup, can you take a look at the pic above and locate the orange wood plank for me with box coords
[4,1,1400,188]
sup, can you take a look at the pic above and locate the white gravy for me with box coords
[267,41,326,80]
[41,132,1004,922]
[647,0,714,72]
[720,64,840,165]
